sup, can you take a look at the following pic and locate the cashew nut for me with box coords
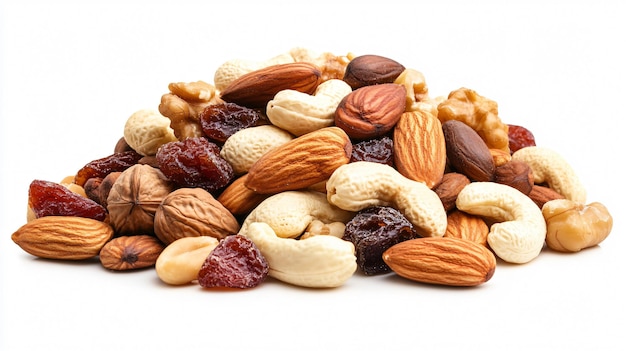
[238,190,354,239]
[326,161,448,238]
[456,182,547,264]
[243,222,357,288]
[266,79,352,136]
[220,125,294,175]
[542,199,613,252]
[511,146,587,204]
[155,236,219,285]
[213,53,295,91]
[123,109,178,156]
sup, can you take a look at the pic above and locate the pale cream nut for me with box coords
[155,236,219,285]
[456,181,547,264]
[123,109,178,156]
[266,79,352,136]
[213,53,295,91]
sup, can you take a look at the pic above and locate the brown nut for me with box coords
[154,187,240,245]
[493,160,534,195]
[99,235,165,271]
[444,210,489,247]
[220,62,322,108]
[433,172,471,212]
[217,174,270,216]
[107,164,175,236]
[442,120,495,182]
[342,54,405,89]
[334,83,406,140]
[528,185,565,208]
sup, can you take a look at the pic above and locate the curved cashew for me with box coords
[213,53,295,91]
[243,222,357,288]
[238,190,354,239]
[326,161,447,238]
[220,125,294,175]
[542,199,613,252]
[512,146,586,204]
[266,79,352,136]
[123,109,178,156]
[456,182,547,264]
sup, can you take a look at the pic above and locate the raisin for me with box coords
[350,136,394,167]
[28,179,107,221]
[199,102,261,143]
[74,150,143,187]
[508,124,536,154]
[156,137,234,194]
[197,235,269,289]
[344,206,420,275]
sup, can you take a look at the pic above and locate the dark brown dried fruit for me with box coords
[28,179,107,221]
[508,124,537,154]
[350,135,394,167]
[199,102,262,144]
[156,137,234,194]
[197,235,269,289]
[343,206,420,275]
[74,150,143,187]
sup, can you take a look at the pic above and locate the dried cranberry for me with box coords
[28,179,107,221]
[198,235,269,289]
[508,124,536,153]
[344,206,419,275]
[74,150,142,186]
[156,137,234,193]
[350,136,394,166]
[199,102,261,143]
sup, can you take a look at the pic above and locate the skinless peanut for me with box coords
[155,236,220,285]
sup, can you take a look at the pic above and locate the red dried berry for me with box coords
[28,179,107,221]
[508,124,536,154]
[156,137,234,194]
[350,136,394,166]
[198,235,269,289]
[199,102,261,144]
[74,150,143,187]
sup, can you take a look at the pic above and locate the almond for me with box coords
[11,216,114,260]
[220,62,322,108]
[245,127,352,194]
[433,172,470,212]
[334,83,406,140]
[382,237,496,287]
[217,174,270,215]
[342,54,405,89]
[99,235,165,271]
[393,110,446,189]
[528,184,565,208]
[493,160,534,195]
[444,210,489,247]
[442,120,495,182]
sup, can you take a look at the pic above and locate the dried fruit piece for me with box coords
[350,136,394,166]
[343,206,419,275]
[156,137,234,193]
[74,150,143,187]
[197,235,269,289]
[28,180,107,221]
[508,124,536,153]
[199,102,261,144]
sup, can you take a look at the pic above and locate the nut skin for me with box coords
[528,185,565,208]
[220,62,322,108]
[334,83,406,140]
[245,127,352,194]
[12,216,114,260]
[342,54,405,89]
[493,160,534,195]
[393,110,446,189]
[433,172,471,212]
[383,237,496,287]
[444,210,489,247]
[442,120,496,182]
[99,235,165,271]
[217,174,269,216]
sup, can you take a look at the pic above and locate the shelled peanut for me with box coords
[11,48,613,290]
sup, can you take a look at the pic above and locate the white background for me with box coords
[1,1,624,350]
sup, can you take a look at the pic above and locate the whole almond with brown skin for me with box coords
[528,185,565,208]
[220,62,322,108]
[383,237,496,287]
[335,83,406,140]
[343,54,405,89]
[444,210,489,247]
[494,160,534,195]
[433,172,470,212]
[393,110,446,189]
[11,216,114,260]
[442,120,495,182]
[100,235,165,271]
[217,174,270,216]
[245,127,352,194]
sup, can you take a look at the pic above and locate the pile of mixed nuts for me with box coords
[11,48,614,289]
